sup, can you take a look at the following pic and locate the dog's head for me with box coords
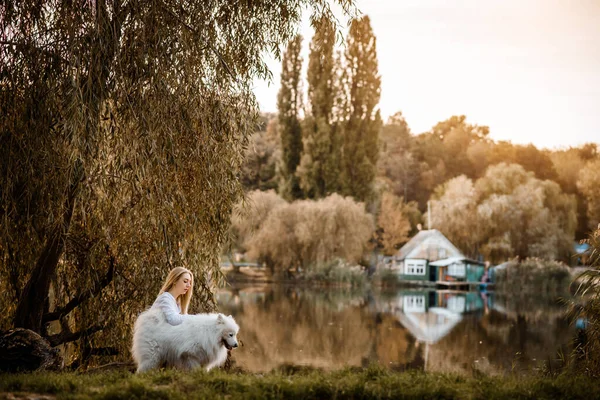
[217,313,240,350]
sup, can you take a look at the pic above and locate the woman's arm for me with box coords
[153,293,186,325]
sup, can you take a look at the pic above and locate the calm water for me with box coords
[216,284,574,374]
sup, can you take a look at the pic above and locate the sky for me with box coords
[252,0,600,150]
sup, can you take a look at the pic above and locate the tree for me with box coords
[514,144,558,181]
[277,35,304,200]
[577,159,600,231]
[475,163,576,262]
[339,15,381,202]
[377,112,419,201]
[377,192,411,255]
[246,194,374,274]
[297,16,341,198]
[0,0,354,365]
[230,190,286,254]
[241,117,280,191]
[430,175,481,258]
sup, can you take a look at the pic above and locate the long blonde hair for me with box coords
[158,267,194,314]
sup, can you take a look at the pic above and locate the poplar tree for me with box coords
[277,35,304,200]
[297,17,341,198]
[340,16,382,202]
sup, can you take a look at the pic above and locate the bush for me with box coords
[301,259,367,287]
[494,258,571,294]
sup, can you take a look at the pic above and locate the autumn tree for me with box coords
[246,194,374,274]
[277,35,304,200]
[577,159,600,231]
[430,175,481,258]
[429,164,577,263]
[377,192,411,255]
[0,0,355,365]
[230,190,286,254]
[297,16,341,198]
[514,144,558,181]
[377,112,419,201]
[241,116,280,191]
[339,15,382,202]
[475,163,577,262]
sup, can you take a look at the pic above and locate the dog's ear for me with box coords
[217,314,225,324]
[228,315,233,319]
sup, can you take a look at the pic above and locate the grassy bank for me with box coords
[1,366,598,400]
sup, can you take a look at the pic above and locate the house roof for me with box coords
[429,257,467,267]
[395,229,464,262]
[395,308,462,344]
[429,256,485,267]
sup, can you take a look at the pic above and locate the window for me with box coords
[447,295,466,313]
[405,259,426,275]
[404,295,426,312]
[448,262,465,277]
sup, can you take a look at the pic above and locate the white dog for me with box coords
[131,308,239,373]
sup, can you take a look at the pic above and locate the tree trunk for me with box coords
[13,161,82,333]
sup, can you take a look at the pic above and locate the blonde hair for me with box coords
[158,267,194,314]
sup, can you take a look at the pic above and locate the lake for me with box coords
[216,284,575,374]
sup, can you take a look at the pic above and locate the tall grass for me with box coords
[567,227,600,376]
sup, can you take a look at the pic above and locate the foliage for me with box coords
[493,259,572,294]
[297,16,342,198]
[245,193,374,274]
[277,35,304,200]
[300,259,367,287]
[339,16,382,202]
[476,163,577,262]
[2,367,600,399]
[569,227,600,376]
[577,159,600,231]
[230,190,287,254]
[430,164,577,262]
[0,0,355,366]
[377,112,420,202]
[376,192,411,256]
[430,175,481,258]
[240,115,280,192]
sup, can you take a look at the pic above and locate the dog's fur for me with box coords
[132,308,239,373]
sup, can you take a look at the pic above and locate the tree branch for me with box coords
[157,1,236,80]
[47,324,104,347]
[43,246,116,323]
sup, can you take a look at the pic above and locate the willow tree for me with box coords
[0,0,355,365]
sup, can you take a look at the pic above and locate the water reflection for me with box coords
[216,284,573,374]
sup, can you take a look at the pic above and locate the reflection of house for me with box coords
[392,229,485,283]
[377,290,487,345]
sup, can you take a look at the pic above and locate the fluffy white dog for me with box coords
[132,308,239,373]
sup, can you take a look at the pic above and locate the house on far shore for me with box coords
[391,229,486,284]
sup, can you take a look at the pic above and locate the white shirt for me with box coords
[150,292,187,326]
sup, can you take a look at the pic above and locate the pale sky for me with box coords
[252,0,600,150]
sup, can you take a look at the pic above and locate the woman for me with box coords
[151,267,194,325]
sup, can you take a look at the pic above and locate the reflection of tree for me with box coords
[216,286,573,374]
[217,286,420,372]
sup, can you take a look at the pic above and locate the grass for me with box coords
[1,365,599,399]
